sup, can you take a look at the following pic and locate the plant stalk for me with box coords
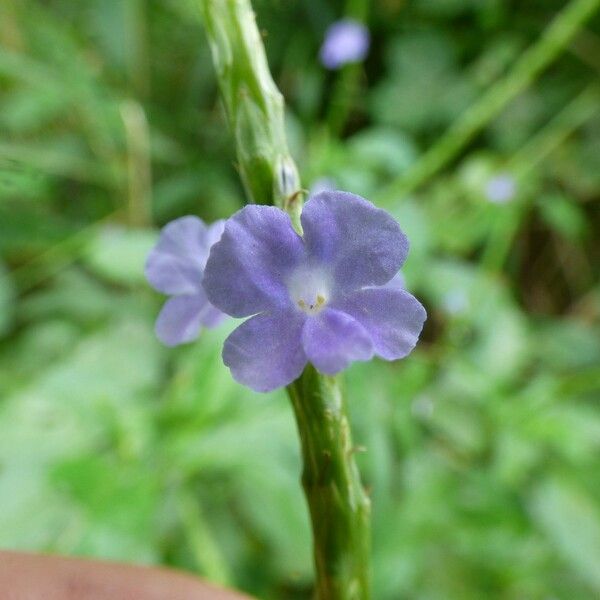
[199,1,371,597]
[288,366,371,599]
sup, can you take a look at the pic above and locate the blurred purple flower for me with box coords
[320,19,370,70]
[203,191,426,392]
[485,173,516,203]
[145,216,225,346]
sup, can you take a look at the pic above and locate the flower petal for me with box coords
[155,291,222,347]
[145,216,213,295]
[223,310,307,392]
[301,191,408,292]
[204,205,305,317]
[206,219,226,247]
[333,287,426,360]
[383,271,405,291]
[301,308,373,375]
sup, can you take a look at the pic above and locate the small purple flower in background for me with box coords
[203,191,426,392]
[485,173,516,204]
[145,216,225,347]
[320,19,370,70]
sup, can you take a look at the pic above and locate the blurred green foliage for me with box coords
[1,0,600,598]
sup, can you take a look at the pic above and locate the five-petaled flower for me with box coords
[320,19,370,70]
[145,216,225,346]
[203,191,426,392]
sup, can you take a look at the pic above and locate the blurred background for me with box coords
[1,1,599,598]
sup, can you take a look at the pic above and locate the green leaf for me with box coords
[538,193,589,242]
[530,478,600,592]
[83,225,157,285]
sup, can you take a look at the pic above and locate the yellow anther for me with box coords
[297,294,327,313]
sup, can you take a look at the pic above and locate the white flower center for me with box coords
[287,265,331,315]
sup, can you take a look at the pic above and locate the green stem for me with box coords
[507,84,600,178]
[326,0,369,138]
[177,489,233,586]
[326,64,362,138]
[288,366,371,599]
[199,0,301,224]
[199,2,371,597]
[120,99,152,228]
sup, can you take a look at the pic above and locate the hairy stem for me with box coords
[199,0,302,225]
[288,366,371,599]
[199,1,371,597]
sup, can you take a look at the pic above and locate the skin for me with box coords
[0,552,252,600]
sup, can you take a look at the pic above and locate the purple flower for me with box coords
[320,19,370,70]
[485,173,516,203]
[145,216,225,346]
[203,191,426,392]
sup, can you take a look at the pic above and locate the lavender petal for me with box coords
[302,308,373,374]
[206,219,226,247]
[333,287,426,360]
[204,205,305,317]
[223,310,307,392]
[145,216,211,295]
[155,291,220,347]
[382,271,405,290]
[301,191,408,292]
